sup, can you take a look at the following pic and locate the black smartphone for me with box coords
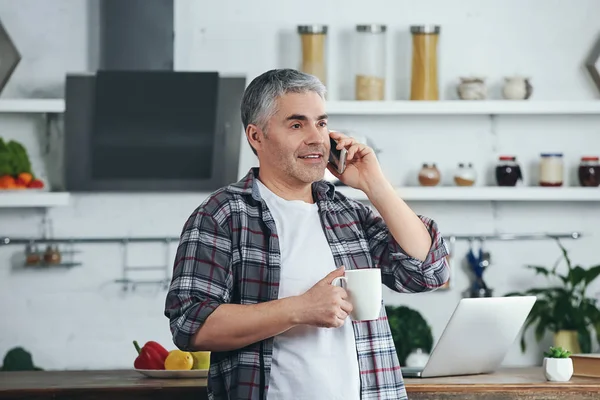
[328,137,347,174]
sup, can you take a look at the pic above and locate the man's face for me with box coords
[259,91,330,185]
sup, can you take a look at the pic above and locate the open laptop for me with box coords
[401,296,536,378]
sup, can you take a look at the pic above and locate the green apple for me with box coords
[191,351,210,370]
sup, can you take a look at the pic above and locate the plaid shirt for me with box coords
[165,168,450,400]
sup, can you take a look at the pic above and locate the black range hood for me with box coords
[98,0,174,71]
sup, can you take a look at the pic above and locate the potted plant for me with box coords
[385,305,433,366]
[505,238,600,354]
[543,346,573,382]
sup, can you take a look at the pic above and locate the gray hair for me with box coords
[241,69,327,155]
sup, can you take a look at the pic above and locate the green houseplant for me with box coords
[544,345,572,359]
[542,346,573,382]
[505,238,600,354]
[385,305,433,365]
[0,347,43,371]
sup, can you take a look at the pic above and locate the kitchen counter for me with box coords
[0,367,599,399]
[404,367,600,399]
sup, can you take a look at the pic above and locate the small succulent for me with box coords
[544,346,572,359]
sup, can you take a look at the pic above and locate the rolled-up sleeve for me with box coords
[164,210,233,351]
[359,205,450,293]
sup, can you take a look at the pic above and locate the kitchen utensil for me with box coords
[466,239,492,296]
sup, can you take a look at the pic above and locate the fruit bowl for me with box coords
[132,340,211,379]
[135,368,209,379]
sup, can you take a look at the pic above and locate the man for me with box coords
[165,69,450,400]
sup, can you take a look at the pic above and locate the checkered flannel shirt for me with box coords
[165,168,450,400]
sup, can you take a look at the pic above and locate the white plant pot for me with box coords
[543,357,573,382]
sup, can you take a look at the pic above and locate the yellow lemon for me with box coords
[191,351,211,370]
[164,350,193,370]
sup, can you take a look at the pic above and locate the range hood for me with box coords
[97,0,174,70]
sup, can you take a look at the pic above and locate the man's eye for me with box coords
[291,123,301,129]
[319,121,328,127]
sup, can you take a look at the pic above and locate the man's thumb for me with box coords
[324,265,345,283]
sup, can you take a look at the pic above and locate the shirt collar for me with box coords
[229,167,337,202]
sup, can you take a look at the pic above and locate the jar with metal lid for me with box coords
[539,153,563,187]
[578,156,600,187]
[454,163,476,186]
[495,156,522,186]
[410,25,440,100]
[298,25,328,85]
[355,24,387,101]
[418,163,440,186]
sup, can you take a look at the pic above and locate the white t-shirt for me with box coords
[256,180,361,400]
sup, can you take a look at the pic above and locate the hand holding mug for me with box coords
[295,266,353,328]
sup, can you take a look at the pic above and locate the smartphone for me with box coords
[328,137,347,174]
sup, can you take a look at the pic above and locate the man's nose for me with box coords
[304,125,325,145]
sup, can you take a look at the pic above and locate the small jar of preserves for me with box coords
[454,163,476,186]
[25,243,41,266]
[539,153,563,187]
[43,245,62,265]
[495,156,522,187]
[418,163,441,186]
[578,156,600,187]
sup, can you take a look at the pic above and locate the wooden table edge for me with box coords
[405,382,600,393]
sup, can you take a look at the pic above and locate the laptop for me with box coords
[401,296,536,378]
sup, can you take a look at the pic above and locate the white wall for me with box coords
[1,0,600,370]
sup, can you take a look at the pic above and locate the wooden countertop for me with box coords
[404,367,600,399]
[0,369,208,400]
[0,367,599,399]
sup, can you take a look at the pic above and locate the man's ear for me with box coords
[246,124,265,152]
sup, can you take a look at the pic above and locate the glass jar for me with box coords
[25,243,41,266]
[539,153,563,187]
[298,25,328,85]
[495,156,522,186]
[43,245,61,265]
[454,163,476,186]
[578,156,600,187]
[355,24,386,101]
[418,163,440,186]
[410,25,440,100]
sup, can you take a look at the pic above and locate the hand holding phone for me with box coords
[328,136,347,175]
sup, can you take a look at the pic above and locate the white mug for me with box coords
[331,268,382,321]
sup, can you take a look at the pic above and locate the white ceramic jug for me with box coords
[502,76,533,100]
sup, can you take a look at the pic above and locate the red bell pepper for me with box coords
[133,340,169,370]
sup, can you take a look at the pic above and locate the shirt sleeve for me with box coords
[164,210,233,351]
[358,204,450,293]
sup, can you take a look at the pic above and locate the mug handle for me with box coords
[331,276,347,288]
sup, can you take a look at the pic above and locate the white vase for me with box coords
[406,348,430,368]
[543,357,573,382]
[457,77,487,100]
[502,76,533,100]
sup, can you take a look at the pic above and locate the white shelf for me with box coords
[1,187,597,207]
[325,100,600,115]
[336,186,600,202]
[0,191,70,207]
[0,99,65,113]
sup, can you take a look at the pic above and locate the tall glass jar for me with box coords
[410,25,440,100]
[539,153,563,187]
[355,24,386,101]
[298,25,328,85]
